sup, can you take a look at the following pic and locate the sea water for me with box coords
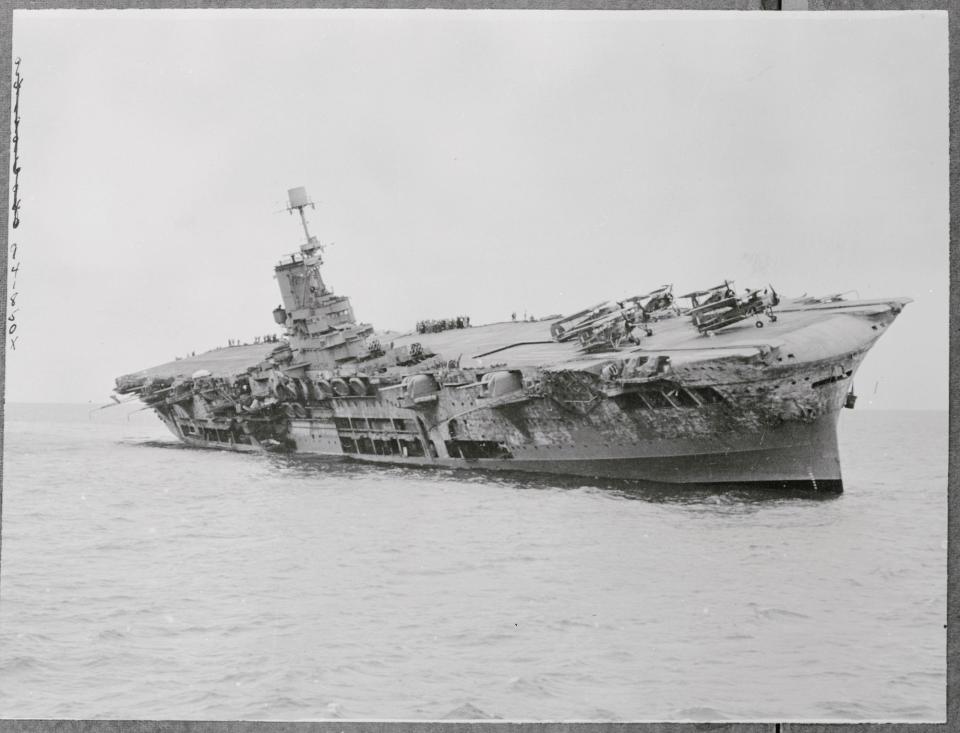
[0,404,946,721]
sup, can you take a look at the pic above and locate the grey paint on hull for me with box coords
[285,410,843,490]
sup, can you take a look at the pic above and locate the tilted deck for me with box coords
[117,342,281,385]
[385,297,909,372]
[118,296,909,386]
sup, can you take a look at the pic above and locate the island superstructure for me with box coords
[114,187,910,491]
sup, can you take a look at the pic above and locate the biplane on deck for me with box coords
[117,290,910,390]
[384,293,910,374]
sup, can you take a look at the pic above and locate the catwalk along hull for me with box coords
[114,187,909,492]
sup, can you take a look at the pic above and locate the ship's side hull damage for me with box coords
[287,408,844,491]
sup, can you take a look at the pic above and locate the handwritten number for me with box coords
[11,60,21,231]
[10,61,23,345]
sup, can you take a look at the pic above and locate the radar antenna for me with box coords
[286,186,323,255]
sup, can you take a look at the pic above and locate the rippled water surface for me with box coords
[0,404,946,721]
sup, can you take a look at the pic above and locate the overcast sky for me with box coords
[5,9,948,409]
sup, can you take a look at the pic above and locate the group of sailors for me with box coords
[416,316,471,334]
[226,334,283,348]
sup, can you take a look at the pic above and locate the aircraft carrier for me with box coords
[114,187,910,491]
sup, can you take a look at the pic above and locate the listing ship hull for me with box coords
[285,411,845,490]
[123,304,904,493]
[114,188,909,492]
[164,410,841,490]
